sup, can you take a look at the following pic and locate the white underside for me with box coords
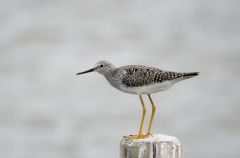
[119,80,177,95]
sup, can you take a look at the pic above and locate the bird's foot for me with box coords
[124,133,152,140]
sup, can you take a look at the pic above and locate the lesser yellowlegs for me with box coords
[76,60,199,139]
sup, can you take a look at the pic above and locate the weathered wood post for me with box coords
[120,134,181,158]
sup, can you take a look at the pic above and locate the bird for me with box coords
[76,60,199,139]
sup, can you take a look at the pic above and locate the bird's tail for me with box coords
[168,71,199,83]
[182,72,199,79]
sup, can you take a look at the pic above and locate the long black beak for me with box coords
[76,67,97,75]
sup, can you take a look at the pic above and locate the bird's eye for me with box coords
[100,65,104,67]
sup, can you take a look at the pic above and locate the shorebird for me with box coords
[76,60,198,139]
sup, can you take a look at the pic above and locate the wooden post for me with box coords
[120,134,181,158]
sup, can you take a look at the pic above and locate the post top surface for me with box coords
[122,134,181,145]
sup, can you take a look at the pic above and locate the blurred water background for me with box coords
[0,0,240,158]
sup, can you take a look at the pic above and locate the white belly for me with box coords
[119,81,175,95]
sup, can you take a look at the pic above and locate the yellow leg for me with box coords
[138,95,146,138]
[146,94,156,135]
[124,95,150,140]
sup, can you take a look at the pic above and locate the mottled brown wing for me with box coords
[121,65,163,87]
[121,65,185,87]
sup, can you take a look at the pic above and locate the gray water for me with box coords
[0,0,240,158]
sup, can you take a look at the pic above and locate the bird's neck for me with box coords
[104,68,123,88]
[103,68,116,77]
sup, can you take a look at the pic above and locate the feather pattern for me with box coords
[120,65,186,87]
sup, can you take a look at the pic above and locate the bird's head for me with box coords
[76,60,115,75]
